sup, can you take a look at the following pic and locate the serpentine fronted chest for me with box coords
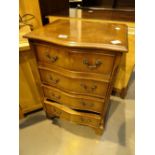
[25,19,128,134]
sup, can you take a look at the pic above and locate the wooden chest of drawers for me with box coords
[25,18,128,134]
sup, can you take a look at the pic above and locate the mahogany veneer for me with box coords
[25,18,128,134]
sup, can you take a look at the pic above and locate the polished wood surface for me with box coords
[19,26,31,51]
[114,27,134,94]
[25,19,128,52]
[40,68,109,98]
[47,10,134,27]
[19,26,42,118]
[19,105,24,119]
[43,85,104,113]
[79,8,134,21]
[19,50,42,114]
[44,99,101,128]
[34,43,115,75]
[48,8,134,22]
[26,18,128,134]
[47,9,134,97]
[38,64,110,82]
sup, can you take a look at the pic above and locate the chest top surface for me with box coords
[25,18,128,52]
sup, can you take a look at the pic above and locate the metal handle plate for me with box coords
[50,92,61,100]
[46,54,58,63]
[49,75,59,84]
[83,59,102,69]
[80,83,97,92]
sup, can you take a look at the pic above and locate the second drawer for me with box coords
[39,68,109,98]
[43,85,104,113]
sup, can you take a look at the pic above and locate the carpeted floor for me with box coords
[19,73,135,155]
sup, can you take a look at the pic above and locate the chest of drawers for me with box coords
[25,19,128,134]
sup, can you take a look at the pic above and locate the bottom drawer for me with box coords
[44,99,101,128]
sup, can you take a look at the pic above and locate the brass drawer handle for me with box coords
[83,59,102,69]
[80,83,97,92]
[80,101,94,107]
[50,92,61,100]
[46,54,58,63]
[49,75,59,84]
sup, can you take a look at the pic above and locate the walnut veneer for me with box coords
[25,18,128,134]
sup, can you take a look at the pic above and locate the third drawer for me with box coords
[43,85,105,113]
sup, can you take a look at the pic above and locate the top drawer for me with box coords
[34,43,115,75]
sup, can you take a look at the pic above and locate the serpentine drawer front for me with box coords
[25,19,128,134]
[43,85,104,113]
[35,43,115,75]
[39,68,109,98]
[44,99,101,128]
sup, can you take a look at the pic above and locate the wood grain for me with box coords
[34,43,116,75]
[26,18,128,134]
[46,10,134,97]
[43,84,104,113]
[44,99,101,128]
[39,68,109,98]
[24,19,128,52]
[19,49,42,114]
[47,8,134,24]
